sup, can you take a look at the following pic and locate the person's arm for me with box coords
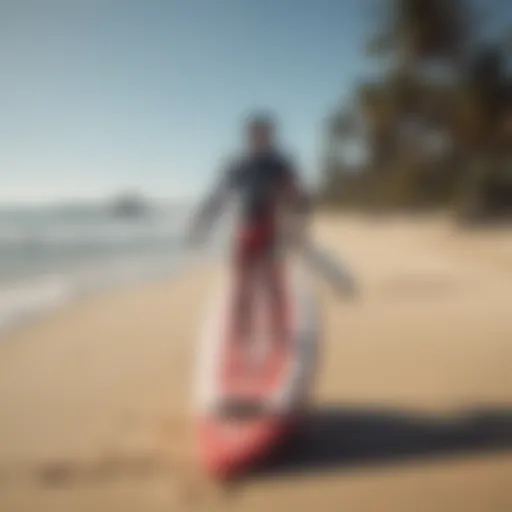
[280,161,312,246]
[187,162,237,244]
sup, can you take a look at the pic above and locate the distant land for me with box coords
[108,191,153,218]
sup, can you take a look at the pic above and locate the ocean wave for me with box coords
[0,251,186,338]
[0,203,224,337]
[0,274,74,333]
[0,219,186,249]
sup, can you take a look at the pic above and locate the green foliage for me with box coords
[319,0,512,222]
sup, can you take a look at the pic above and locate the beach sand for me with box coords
[0,215,511,511]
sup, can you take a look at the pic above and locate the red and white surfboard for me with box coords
[194,262,318,479]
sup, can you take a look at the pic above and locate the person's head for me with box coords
[245,111,276,153]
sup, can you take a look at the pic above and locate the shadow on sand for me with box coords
[257,405,512,478]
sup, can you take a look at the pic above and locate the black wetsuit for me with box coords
[220,150,301,264]
[200,149,307,339]
[219,150,295,339]
[224,150,297,223]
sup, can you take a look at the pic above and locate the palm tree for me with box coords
[367,0,468,65]
[321,109,357,201]
[452,45,511,220]
[321,0,511,217]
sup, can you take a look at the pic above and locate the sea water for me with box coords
[0,201,230,336]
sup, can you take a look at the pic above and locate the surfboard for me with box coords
[194,261,318,478]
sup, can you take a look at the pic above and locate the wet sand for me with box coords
[0,215,511,511]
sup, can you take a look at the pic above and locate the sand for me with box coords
[0,214,511,511]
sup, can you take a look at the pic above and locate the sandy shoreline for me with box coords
[0,214,511,511]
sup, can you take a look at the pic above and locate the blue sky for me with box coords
[2,1,511,203]
[1,0,374,202]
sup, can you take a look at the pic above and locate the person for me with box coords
[188,111,310,342]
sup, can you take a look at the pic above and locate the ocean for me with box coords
[0,201,227,335]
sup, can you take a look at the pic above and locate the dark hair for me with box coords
[245,111,276,131]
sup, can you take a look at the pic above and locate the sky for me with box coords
[0,0,375,203]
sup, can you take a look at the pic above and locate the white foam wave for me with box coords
[0,251,186,338]
[0,275,73,333]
